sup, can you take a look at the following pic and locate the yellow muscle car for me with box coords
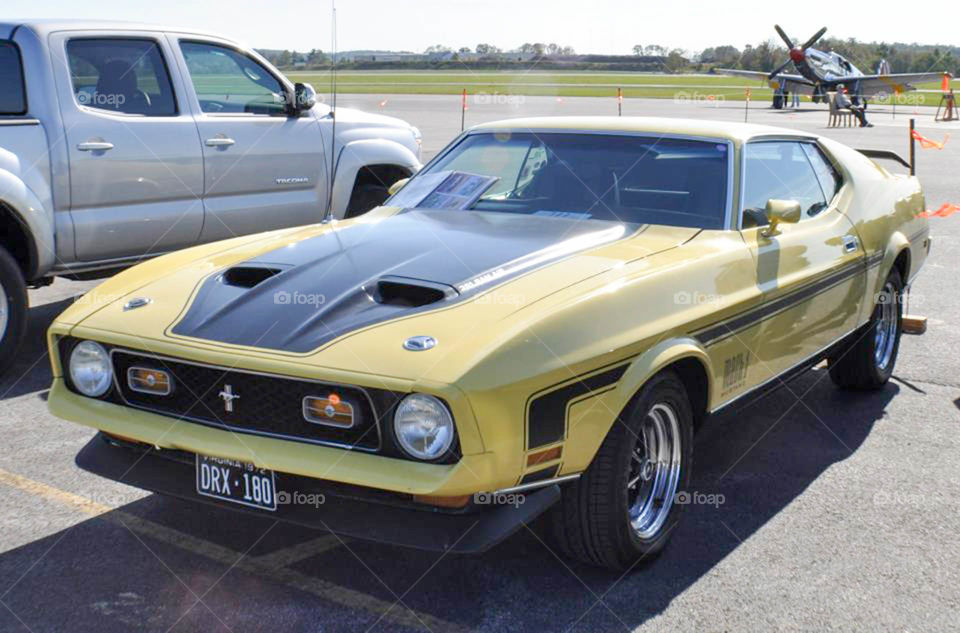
[47,117,929,570]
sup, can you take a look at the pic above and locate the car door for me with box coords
[169,37,328,242]
[738,139,865,380]
[53,33,204,262]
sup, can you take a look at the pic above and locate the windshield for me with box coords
[402,132,730,229]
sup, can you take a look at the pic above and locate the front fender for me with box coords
[561,338,713,475]
[0,168,55,279]
[329,139,421,217]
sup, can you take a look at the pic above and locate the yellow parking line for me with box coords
[0,468,113,516]
[0,467,465,632]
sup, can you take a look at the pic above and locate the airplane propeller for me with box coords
[767,25,827,79]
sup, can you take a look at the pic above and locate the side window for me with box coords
[0,41,27,115]
[179,42,286,115]
[742,141,828,227]
[801,144,843,208]
[66,39,177,116]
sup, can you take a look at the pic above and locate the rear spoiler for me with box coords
[856,148,912,170]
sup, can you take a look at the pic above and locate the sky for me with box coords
[6,0,959,54]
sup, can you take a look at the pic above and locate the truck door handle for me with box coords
[843,235,859,253]
[77,141,114,152]
[205,137,236,147]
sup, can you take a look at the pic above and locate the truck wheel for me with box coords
[0,247,28,376]
[548,370,694,570]
[828,267,903,390]
[345,184,389,218]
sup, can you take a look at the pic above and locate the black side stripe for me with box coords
[526,362,630,449]
[695,255,881,346]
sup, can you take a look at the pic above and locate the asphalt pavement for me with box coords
[1,95,959,632]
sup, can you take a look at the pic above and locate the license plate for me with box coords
[196,454,277,511]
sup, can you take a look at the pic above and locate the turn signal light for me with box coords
[527,446,562,467]
[303,394,355,428]
[127,367,172,395]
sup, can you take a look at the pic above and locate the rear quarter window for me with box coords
[0,41,27,115]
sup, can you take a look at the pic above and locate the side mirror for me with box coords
[292,82,317,113]
[761,199,802,236]
[387,177,410,197]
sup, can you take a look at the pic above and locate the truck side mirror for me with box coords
[761,199,802,237]
[388,178,410,196]
[293,82,317,113]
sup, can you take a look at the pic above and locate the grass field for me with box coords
[284,70,945,106]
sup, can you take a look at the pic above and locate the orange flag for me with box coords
[919,203,960,218]
[911,129,950,149]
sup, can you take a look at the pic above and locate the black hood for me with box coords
[170,209,634,353]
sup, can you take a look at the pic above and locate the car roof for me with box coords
[1,19,230,40]
[470,116,816,144]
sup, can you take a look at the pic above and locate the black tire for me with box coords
[548,370,694,570]
[0,246,28,376]
[345,184,389,218]
[828,267,903,390]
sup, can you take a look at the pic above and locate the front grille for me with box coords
[110,349,383,451]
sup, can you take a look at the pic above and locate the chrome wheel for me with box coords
[628,402,682,539]
[873,281,898,371]
[0,281,8,341]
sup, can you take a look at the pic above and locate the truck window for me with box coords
[179,42,287,115]
[66,39,177,116]
[0,41,26,115]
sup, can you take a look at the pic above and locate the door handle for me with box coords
[77,141,114,152]
[205,137,236,147]
[842,235,859,253]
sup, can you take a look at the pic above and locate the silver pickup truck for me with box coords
[0,20,423,373]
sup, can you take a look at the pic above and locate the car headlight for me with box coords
[393,393,454,460]
[68,340,113,397]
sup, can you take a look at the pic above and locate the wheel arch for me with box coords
[615,339,713,429]
[874,231,912,296]
[345,164,414,217]
[0,200,42,281]
[329,139,421,218]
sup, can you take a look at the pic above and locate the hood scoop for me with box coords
[221,265,287,289]
[171,210,642,353]
[369,276,457,307]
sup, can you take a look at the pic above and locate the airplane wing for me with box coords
[714,68,814,87]
[850,72,950,96]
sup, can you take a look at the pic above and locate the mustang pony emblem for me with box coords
[217,384,240,413]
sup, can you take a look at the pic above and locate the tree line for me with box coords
[258,37,960,75]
